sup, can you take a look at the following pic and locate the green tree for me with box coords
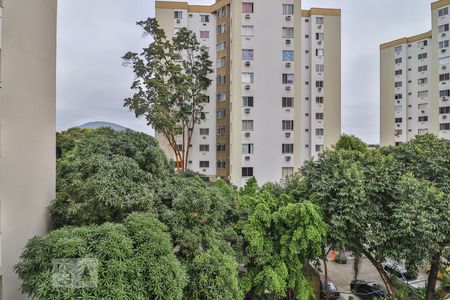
[15,213,187,299]
[123,18,213,171]
[334,134,368,153]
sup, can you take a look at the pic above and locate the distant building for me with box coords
[380,0,450,145]
[0,0,57,298]
[155,0,341,186]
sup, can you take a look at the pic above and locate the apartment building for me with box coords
[156,0,341,186]
[0,0,57,298]
[380,0,450,145]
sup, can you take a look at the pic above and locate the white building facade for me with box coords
[156,0,341,186]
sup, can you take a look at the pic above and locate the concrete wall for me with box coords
[0,0,57,298]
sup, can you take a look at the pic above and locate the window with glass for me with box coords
[218,7,226,17]
[316,113,324,120]
[418,53,427,60]
[418,90,428,97]
[242,72,254,83]
[282,97,293,107]
[440,40,449,49]
[242,167,254,177]
[282,74,294,84]
[395,82,402,88]
[282,167,294,177]
[395,118,402,123]
[217,41,226,52]
[216,57,226,68]
[439,7,449,17]
[199,161,210,168]
[282,27,294,38]
[282,120,294,130]
[395,130,403,137]
[316,97,324,104]
[200,31,209,39]
[316,128,324,136]
[243,96,254,107]
[395,105,403,113]
[440,123,450,130]
[316,64,325,72]
[418,103,428,110]
[316,49,324,56]
[217,92,226,101]
[283,4,294,15]
[217,24,226,35]
[242,25,254,36]
[242,120,254,131]
[316,81,324,88]
[217,143,226,152]
[440,106,450,114]
[200,128,209,135]
[315,145,324,152]
[216,109,226,119]
[174,11,183,19]
[441,57,450,65]
[394,46,402,52]
[242,49,254,60]
[418,78,428,85]
[282,144,294,154]
[418,129,428,135]
[200,15,210,22]
[395,94,403,100]
[316,17,324,25]
[282,50,294,61]
[440,89,450,97]
[316,33,324,41]
[395,58,402,64]
[199,144,210,152]
[242,2,254,13]
[440,24,449,33]
[440,73,450,81]
[418,65,428,72]
[242,143,254,154]
[217,160,226,168]
[418,40,428,47]
[217,75,226,85]
[418,116,428,122]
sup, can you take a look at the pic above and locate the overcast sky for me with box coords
[57,0,434,144]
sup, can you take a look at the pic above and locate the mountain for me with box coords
[79,121,129,131]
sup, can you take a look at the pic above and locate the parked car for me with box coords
[350,280,388,300]
[426,258,450,281]
[319,280,340,300]
[382,262,427,292]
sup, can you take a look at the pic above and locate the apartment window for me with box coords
[439,24,449,33]
[282,74,294,84]
[440,40,450,49]
[395,81,402,88]
[200,128,209,135]
[316,97,324,104]
[242,143,254,154]
[217,75,226,85]
[282,144,294,154]
[316,17,324,25]
[418,53,427,60]
[394,46,402,52]
[282,167,294,177]
[316,64,325,72]
[216,108,226,119]
[200,15,210,23]
[316,33,324,41]
[418,116,428,122]
[395,69,402,76]
[316,49,324,57]
[440,56,450,65]
[242,25,254,36]
[242,49,254,60]
[217,160,226,168]
[217,41,226,52]
[217,143,226,152]
[199,161,210,168]
[315,145,324,152]
[440,89,450,97]
[242,72,254,83]
[439,7,449,17]
[395,58,402,64]
[242,120,254,131]
[200,31,210,39]
[418,65,428,72]
[315,128,324,136]
[282,27,294,38]
[282,97,294,107]
[216,57,226,68]
[316,113,324,120]
[243,96,254,107]
[199,144,210,152]
[217,24,226,35]
[316,81,324,88]
[418,129,428,135]
[283,4,294,15]
[243,2,254,13]
[395,105,403,113]
[440,106,450,114]
[418,103,428,110]
[440,123,450,130]
[418,78,428,85]
[440,73,450,81]
[282,120,294,130]
[418,40,428,47]
[217,92,226,101]
[217,125,226,135]
[395,94,403,100]
[218,7,226,17]
[242,167,254,177]
[395,129,403,137]
[282,50,294,61]
[174,11,183,19]
[395,118,402,123]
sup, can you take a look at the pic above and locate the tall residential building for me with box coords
[380,0,450,146]
[0,0,57,298]
[156,0,341,186]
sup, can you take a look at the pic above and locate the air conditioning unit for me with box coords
[442,49,447,53]
[443,97,448,101]
[202,169,206,172]
[176,19,181,24]
[285,62,291,68]
[245,85,251,90]
[189,14,193,17]
[444,115,448,119]
[443,66,448,70]
[442,33,447,37]
[285,156,292,162]
[318,40,323,45]
[286,39,291,44]
[396,124,401,127]
[244,132,251,137]
[285,132,291,137]
[245,156,250,161]
[244,108,251,114]
[286,16,291,21]
[421,110,425,113]
[285,86,292,91]
[245,61,251,67]
[318,87,323,92]
[245,14,251,19]
[318,24,323,29]
[202,136,206,139]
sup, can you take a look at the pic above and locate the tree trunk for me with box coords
[362,250,397,300]
[323,256,329,300]
[287,288,294,300]
[425,252,440,300]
